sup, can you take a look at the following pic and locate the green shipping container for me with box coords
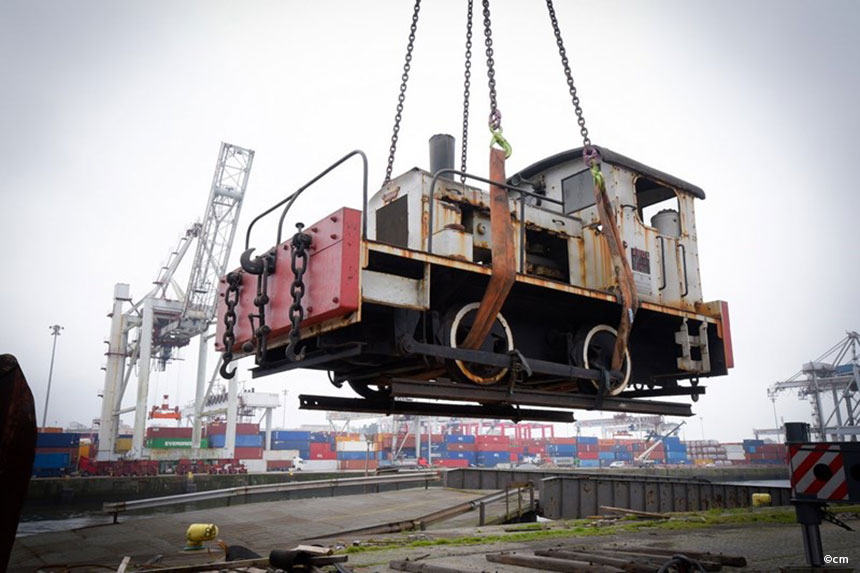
[146,437,208,449]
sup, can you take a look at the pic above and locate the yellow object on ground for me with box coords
[185,523,219,550]
[752,493,772,507]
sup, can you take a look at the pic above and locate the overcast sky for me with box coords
[1,1,858,441]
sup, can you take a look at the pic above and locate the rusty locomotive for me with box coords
[215,137,732,422]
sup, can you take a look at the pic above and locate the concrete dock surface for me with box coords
[10,488,501,571]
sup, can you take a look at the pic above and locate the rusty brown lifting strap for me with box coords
[590,159,639,371]
[460,147,516,358]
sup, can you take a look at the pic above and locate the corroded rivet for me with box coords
[332,297,339,303]
[330,234,338,240]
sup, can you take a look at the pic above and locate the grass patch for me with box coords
[338,506,815,556]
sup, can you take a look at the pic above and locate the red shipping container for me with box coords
[234,447,263,459]
[266,460,293,470]
[146,427,192,438]
[477,442,510,452]
[579,451,599,460]
[338,460,378,470]
[525,438,547,447]
[446,442,476,452]
[509,446,524,455]
[310,443,336,460]
[476,435,509,444]
[207,423,259,436]
[434,459,470,468]
[549,437,576,445]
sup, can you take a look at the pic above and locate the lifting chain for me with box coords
[459,0,474,183]
[382,0,422,187]
[284,223,312,361]
[545,0,595,163]
[246,252,276,365]
[219,271,243,379]
[482,0,511,158]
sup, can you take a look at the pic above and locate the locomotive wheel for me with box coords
[347,378,392,400]
[445,302,515,385]
[574,324,632,396]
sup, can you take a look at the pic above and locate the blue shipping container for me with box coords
[579,459,600,468]
[598,451,616,461]
[337,451,371,461]
[445,434,476,444]
[577,436,598,445]
[443,451,476,462]
[309,432,330,443]
[547,444,577,455]
[274,430,311,441]
[477,451,510,462]
[236,434,263,447]
[33,452,70,469]
[37,433,80,448]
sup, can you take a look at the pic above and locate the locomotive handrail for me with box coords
[425,169,565,274]
[242,150,369,253]
[276,150,369,245]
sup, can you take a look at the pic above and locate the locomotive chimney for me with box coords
[429,133,455,180]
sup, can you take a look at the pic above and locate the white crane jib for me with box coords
[97,143,254,460]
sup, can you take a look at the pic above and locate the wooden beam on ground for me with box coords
[599,505,670,519]
[613,546,747,567]
[389,560,470,573]
[534,549,656,573]
[486,552,623,572]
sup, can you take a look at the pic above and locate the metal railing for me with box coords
[103,470,440,523]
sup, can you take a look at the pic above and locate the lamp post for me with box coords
[42,324,64,430]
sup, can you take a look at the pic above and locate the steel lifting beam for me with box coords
[389,379,694,417]
[298,395,574,423]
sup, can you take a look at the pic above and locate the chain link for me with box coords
[482,0,501,130]
[459,0,474,184]
[285,224,312,361]
[219,271,242,379]
[383,0,422,186]
[545,0,593,156]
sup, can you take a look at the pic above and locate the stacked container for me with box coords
[146,427,209,449]
[270,430,310,458]
[33,432,80,476]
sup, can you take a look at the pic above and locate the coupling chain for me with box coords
[285,223,312,361]
[219,271,243,379]
[545,0,594,162]
[383,0,422,186]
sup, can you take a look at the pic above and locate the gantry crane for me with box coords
[97,143,254,460]
[762,332,859,442]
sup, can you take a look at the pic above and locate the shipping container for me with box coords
[338,460,378,470]
[444,434,476,444]
[234,446,263,459]
[445,442,475,452]
[433,458,470,468]
[145,427,192,439]
[146,437,209,449]
[37,433,80,448]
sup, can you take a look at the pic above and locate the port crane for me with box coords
[634,421,686,466]
[214,1,733,423]
[97,143,254,460]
